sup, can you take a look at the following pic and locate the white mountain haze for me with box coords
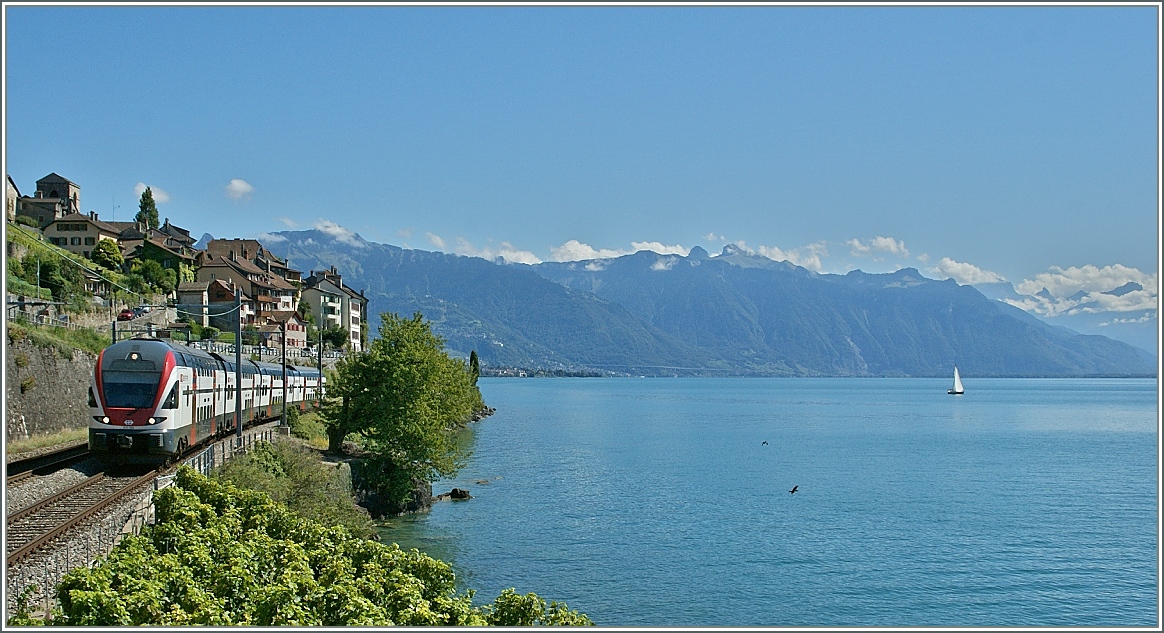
[264,228,1156,377]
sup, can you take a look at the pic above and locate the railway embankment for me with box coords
[5,423,281,617]
[5,333,96,442]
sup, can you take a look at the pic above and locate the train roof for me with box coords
[104,338,321,376]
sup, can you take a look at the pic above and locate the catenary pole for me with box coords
[235,287,243,439]
[281,319,287,427]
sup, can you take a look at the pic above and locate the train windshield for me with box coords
[102,367,161,409]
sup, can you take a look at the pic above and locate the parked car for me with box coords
[117,309,135,321]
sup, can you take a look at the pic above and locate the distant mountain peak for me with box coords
[688,245,709,260]
[194,232,214,250]
[1104,281,1143,297]
[720,244,744,256]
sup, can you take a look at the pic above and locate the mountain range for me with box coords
[263,229,1156,377]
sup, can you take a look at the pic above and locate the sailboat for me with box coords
[948,366,964,395]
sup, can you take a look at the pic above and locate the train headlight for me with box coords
[102,416,109,424]
[148,417,161,425]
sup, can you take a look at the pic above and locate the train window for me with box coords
[102,379,158,409]
[110,358,156,371]
[162,385,178,409]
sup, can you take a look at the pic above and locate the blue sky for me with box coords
[3,4,1159,348]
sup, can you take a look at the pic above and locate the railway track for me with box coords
[6,470,159,567]
[6,441,91,485]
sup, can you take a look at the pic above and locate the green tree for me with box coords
[135,186,159,229]
[320,324,348,350]
[91,238,123,270]
[178,261,195,284]
[321,313,483,509]
[131,258,176,293]
[469,350,480,386]
[296,298,315,324]
[32,257,80,301]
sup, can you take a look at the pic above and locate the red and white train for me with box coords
[89,337,324,464]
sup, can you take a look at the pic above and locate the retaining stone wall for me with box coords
[6,338,95,441]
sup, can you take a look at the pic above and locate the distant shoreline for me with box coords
[478,369,1158,380]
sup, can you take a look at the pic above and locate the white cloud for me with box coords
[398,228,413,239]
[631,241,689,257]
[651,256,678,271]
[426,232,446,249]
[927,257,1006,285]
[916,253,930,264]
[549,240,688,262]
[278,217,298,228]
[1014,264,1157,299]
[549,240,627,261]
[1004,265,1158,317]
[584,261,607,271]
[314,219,366,248]
[455,238,542,265]
[1099,313,1156,326]
[134,182,170,203]
[256,232,286,243]
[704,232,725,242]
[225,178,254,200]
[847,236,909,258]
[756,241,829,272]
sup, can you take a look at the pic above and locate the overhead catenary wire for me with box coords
[7,222,148,301]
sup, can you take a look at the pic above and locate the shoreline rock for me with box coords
[470,406,496,422]
[434,487,472,501]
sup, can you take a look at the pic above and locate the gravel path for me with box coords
[6,459,104,518]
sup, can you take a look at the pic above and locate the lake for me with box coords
[378,377,1158,627]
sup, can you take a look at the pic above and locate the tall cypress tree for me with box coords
[469,350,480,386]
[136,187,159,229]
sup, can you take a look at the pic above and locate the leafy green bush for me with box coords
[5,322,108,358]
[5,274,46,299]
[39,468,591,626]
[215,440,374,539]
[289,410,327,443]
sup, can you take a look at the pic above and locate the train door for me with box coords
[176,359,195,441]
[195,358,212,446]
[221,361,236,434]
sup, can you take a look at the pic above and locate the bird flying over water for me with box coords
[762,441,768,446]
[789,485,798,494]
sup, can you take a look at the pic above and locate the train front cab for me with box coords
[89,340,185,464]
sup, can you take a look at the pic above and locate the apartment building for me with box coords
[42,211,121,259]
[301,266,366,352]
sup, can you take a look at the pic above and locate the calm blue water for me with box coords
[378,378,1159,627]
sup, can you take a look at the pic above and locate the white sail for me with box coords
[949,367,964,394]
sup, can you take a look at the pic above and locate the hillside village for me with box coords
[6,172,366,352]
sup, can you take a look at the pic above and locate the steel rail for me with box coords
[6,474,105,525]
[6,471,159,566]
[6,441,91,482]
